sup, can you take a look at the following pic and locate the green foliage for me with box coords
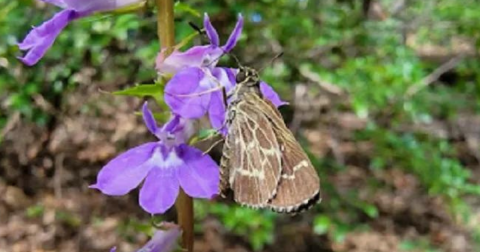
[196,201,275,250]
[0,1,159,126]
[116,217,157,242]
[360,126,480,225]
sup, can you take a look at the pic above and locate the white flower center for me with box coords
[148,147,184,171]
[164,150,184,167]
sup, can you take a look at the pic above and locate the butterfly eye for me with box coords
[236,70,247,83]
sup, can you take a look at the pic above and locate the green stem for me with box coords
[155,0,194,251]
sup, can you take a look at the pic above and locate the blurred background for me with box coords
[1,0,480,251]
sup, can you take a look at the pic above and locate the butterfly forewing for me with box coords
[221,98,282,208]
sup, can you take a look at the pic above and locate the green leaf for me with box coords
[313,215,331,235]
[332,224,349,243]
[133,111,170,124]
[362,204,378,218]
[189,129,219,145]
[174,2,201,17]
[113,82,164,104]
[176,31,202,49]
[197,129,218,140]
[108,1,146,14]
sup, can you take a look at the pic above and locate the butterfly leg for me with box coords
[202,137,224,155]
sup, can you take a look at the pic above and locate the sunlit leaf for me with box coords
[313,215,331,235]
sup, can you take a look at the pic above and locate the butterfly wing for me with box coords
[253,96,321,213]
[221,98,283,208]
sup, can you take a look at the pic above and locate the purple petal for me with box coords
[177,145,219,198]
[63,0,110,12]
[162,114,181,133]
[158,115,184,147]
[140,167,180,214]
[203,13,219,47]
[156,46,210,75]
[213,67,237,92]
[41,0,67,8]
[135,226,181,252]
[222,14,244,52]
[164,67,214,119]
[260,81,287,107]
[110,247,117,252]
[207,68,232,133]
[208,91,226,135]
[142,102,159,136]
[18,9,80,66]
[172,117,196,146]
[90,142,157,195]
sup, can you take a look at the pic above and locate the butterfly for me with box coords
[219,66,321,213]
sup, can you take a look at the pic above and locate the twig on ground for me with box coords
[299,65,345,96]
[0,111,20,139]
[54,153,65,199]
[404,56,463,99]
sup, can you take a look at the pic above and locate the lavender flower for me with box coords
[111,223,181,252]
[18,0,145,66]
[157,14,242,132]
[134,224,181,252]
[158,14,285,134]
[91,102,219,214]
[156,14,242,75]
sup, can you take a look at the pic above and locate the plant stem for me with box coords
[175,189,194,252]
[156,0,175,53]
[156,0,194,251]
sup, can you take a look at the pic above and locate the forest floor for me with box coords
[1,74,479,252]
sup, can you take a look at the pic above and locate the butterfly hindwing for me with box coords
[248,95,321,213]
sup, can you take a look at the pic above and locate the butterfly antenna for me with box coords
[258,52,284,73]
[229,52,243,68]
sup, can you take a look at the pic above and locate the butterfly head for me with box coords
[236,66,260,87]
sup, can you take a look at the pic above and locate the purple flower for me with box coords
[18,0,145,66]
[159,14,285,134]
[90,102,219,214]
[159,13,244,132]
[110,222,181,252]
[156,13,243,75]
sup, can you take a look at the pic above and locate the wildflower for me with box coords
[110,222,181,252]
[155,13,242,75]
[91,102,219,214]
[18,0,145,66]
[158,13,285,134]
[157,14,242,132]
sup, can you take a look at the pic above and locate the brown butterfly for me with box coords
[219,66,321,213]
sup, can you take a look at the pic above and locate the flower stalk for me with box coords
[155,0,194,251]
[157,0,175,54]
